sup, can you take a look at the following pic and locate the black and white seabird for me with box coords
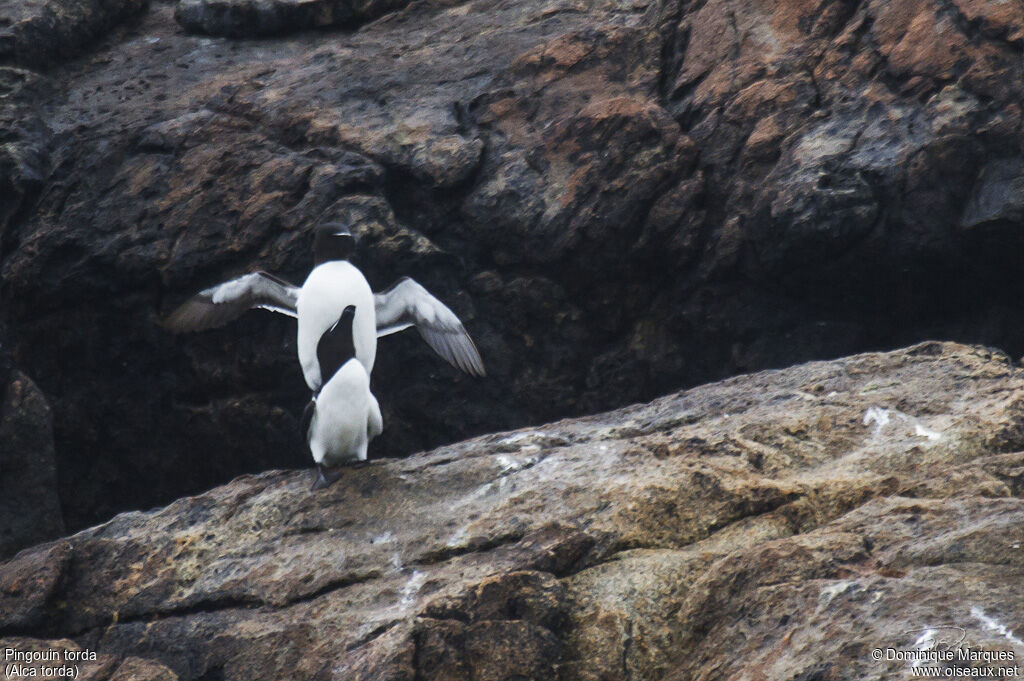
[296,229,377,391]
[163,223,486,383]
[301,305,383,490]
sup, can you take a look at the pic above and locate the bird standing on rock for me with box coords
[301,304,383,490]
[164,222,485,487]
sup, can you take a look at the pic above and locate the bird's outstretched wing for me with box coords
[163,271,299,333]
[374,277,486,377]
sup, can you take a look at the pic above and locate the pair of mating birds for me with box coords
[165,224,485,489]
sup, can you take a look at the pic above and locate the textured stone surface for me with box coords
[0,67,50,243]
[0,358,64,561]
[1,0,1023,530]
[1,343,1023,680]
[0,0,147,66]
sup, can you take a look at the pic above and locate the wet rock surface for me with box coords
[0,0,1022,530]
[1,342,1023,680]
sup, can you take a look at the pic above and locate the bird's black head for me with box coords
[317,305,358,384]
[338,304,356,327]
[314,223,358,265]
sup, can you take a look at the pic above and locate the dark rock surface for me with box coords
[1,343,1023,680]
[0,67,50,243]
[174,0,411,37]
[0,355,64,560]
[0,0,147,67]
[0,0,1023,530]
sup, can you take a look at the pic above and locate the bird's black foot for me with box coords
[311,464,343,491]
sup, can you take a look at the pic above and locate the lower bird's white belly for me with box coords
[296,261,376,391]
[308,360,374,467]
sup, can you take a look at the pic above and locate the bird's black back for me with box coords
[317,305,357,385]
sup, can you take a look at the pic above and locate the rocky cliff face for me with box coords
[1,343,1023,680]
[0,0,1022,531]
[0,355,64,560]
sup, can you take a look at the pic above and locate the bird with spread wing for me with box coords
[164,224,484,488]
[163,226,485,380]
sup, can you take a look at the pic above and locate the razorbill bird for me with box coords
[296,229,376,391]
[301,305,383,490]
[164,223,485,380]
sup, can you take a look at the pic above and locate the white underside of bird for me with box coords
[307,358,383,467]
[296,261,377,392]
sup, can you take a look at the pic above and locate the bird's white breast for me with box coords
[296,261,376,391]
[308,358,378,466]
